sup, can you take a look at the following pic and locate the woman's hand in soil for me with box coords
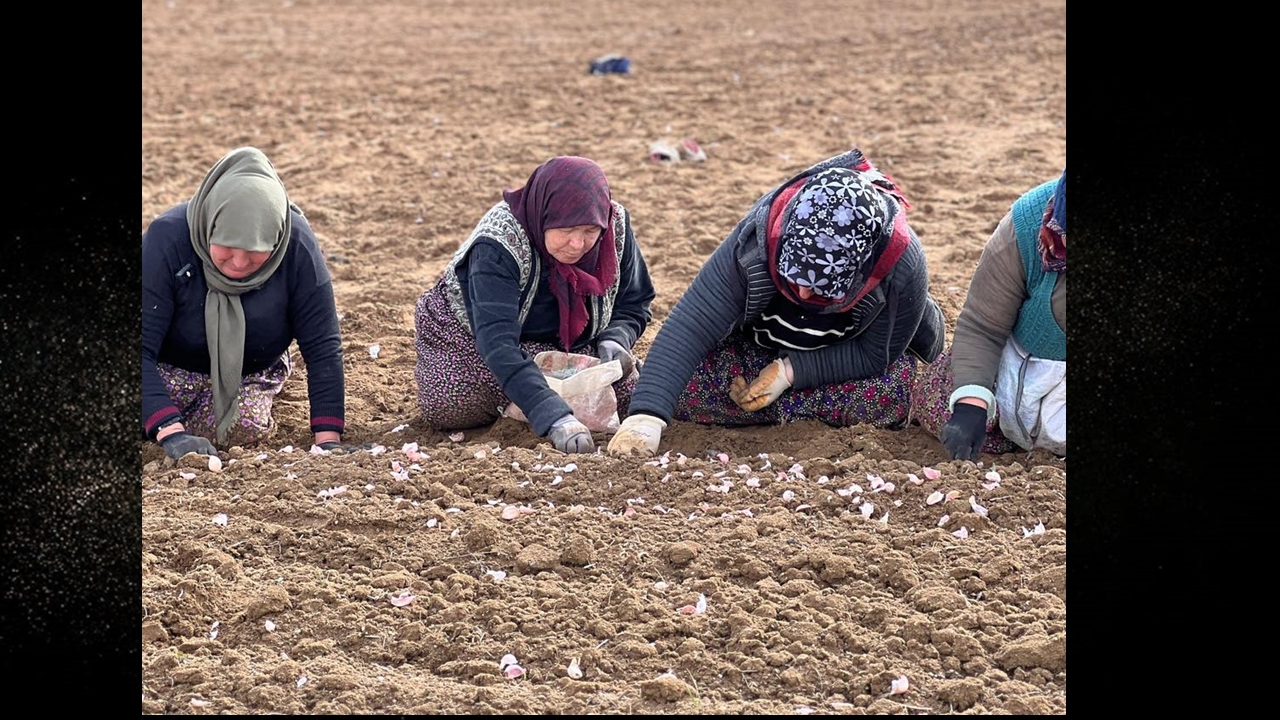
[161,431,219,460]
[549,414,596,453]
[941,402,988,460]
[606,414,666,456]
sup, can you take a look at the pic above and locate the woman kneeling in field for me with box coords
[608,148,944,457]
[413,156,655,454]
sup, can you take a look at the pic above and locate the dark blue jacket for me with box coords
[141,203,344,438]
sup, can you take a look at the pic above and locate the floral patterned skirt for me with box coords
[671,332,917,428]
[413,283,637,430]
[156,352,292,448]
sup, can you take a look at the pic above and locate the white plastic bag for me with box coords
[502,351,623,433]
[994,337,1066,456]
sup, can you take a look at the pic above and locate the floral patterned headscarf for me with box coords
[775,168,894,306]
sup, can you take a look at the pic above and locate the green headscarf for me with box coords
[185,147,293,445]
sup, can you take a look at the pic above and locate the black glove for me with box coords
[548,414,596,453]
[597,339,636,377]
[940,403,988,461]
[160,431,219,460]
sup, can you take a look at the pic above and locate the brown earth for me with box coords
[141,0,1066,713]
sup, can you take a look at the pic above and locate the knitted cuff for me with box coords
[948,385,997,424]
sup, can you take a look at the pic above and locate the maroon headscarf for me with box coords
[503,156,618,349]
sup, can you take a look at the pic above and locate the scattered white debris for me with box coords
[500,505,536,520]
[212,513,228,526]
[969,496,989,517]
[369,344,381,359]
[677,593,708,615]
[390,460,409,481]
[499,653,525,679]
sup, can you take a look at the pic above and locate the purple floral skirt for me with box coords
[908,348,1014,454]
[413,283,637,430]
[156,352,292,447]
[671,332,917,428]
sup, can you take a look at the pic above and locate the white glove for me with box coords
[728,358,792,411]
[548,414,595,453]
[606,413,667,457]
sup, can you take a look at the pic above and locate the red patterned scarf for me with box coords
[1039,169,1066,273]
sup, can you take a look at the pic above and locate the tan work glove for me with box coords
[606,413,667,456]
[729,357,793,411]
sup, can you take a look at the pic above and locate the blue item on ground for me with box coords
[589,54,631,75]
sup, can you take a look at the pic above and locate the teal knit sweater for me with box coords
[1010,180,1066,361]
